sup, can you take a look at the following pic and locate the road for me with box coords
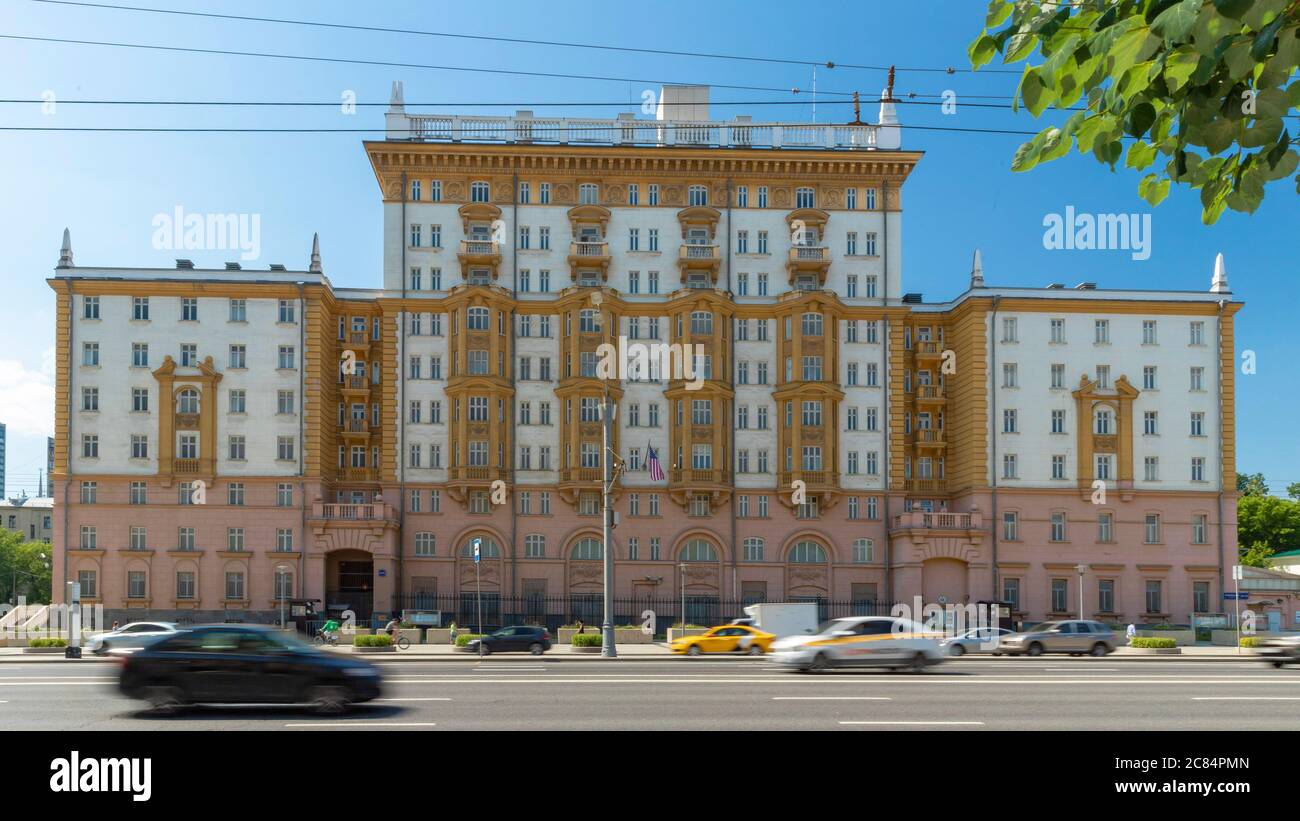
[4,655,1300,730]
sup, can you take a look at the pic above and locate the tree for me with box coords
[969,0,1300,223]
[0,531,53,605]
[1287,480,1300,499]
[1237,471,1271,496]
[1240,541,1276,566]
[1237,493,1300,558]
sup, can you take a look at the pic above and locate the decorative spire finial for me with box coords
[58,227,74,268]
[309,232,322,273]
[970,248,984,288]
[1210,252,1229,293]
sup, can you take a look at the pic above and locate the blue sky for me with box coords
[1,0,1295,498]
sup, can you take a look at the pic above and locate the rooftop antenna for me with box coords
[849,91,864,125]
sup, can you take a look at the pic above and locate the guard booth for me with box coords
[977,600,1016,632]
[287,599,320,635]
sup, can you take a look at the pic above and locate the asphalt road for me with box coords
[4,656,1300,730]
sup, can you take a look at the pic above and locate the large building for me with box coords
[47,83,1240,628]
[2,495,53,544]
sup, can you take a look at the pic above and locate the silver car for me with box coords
[997,620,1117,657]
[941,627,1014,656]
[88,622,180,655]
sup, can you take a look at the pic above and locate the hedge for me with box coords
[571,634,603,647]
[29,638,68,648]
[1240,637,1264,648]
[1130,637,1177,649]
[353,634,393,647]
[454,634,485,647]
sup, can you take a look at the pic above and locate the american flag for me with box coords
[646,442,665,482]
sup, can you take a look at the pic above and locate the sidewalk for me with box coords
[0,643,1267,662]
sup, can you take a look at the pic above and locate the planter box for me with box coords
[1124,647,1182,655]
[558,628,651,644]
[352,645,396,654]
[666,628,708,642]
[569,645,602,653]
[1134,629,1196,646]
[22,647,68,654]
[1211,630,1292,646]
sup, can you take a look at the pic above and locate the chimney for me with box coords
[175,259,195,270]
[876,66,901,150]
[225,262,242,271]
[309,233,323,273]
[57,228,74,268]
[1211,252,1230,293]
[970,248,984,288]
[656,85,710,122]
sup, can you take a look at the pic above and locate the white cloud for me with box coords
[0,349,55,436]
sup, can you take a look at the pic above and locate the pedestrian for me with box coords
[449,621,458,645]
[576,619,585,634]
[1126,623,1137,644]
[112,621,119,631]
[384,613,401,644]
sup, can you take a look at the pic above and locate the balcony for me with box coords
[677,243,721,284]
[316,503,394,521]
[786,244,831,285]
[457,239,502,279]
[907,478,947,494]
[341,375,371,397]
[341,419,371,440]
[915,384,946,405]
[567,241,611,280]
[914,341,942,360]
[778,470,834,489]
[174,459,200,474]
[892,510,982,531]
[339,467,379,482]
[670,468,730,485]
[914,428,946,448]
[561,467,604,483]
[398,114,882,150]
[448,466,509,482]
[344,331,371,356]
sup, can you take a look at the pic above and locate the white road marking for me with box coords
[376,697,452,702]
[1045,668,1118,671]
[377,676,1300,685]
[1191,697,1300,701]
[772,696,892,701]
[284,722,438,728]
[0,681,106,687]
[840,721,985,726]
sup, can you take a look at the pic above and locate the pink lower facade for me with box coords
[49,476,1239,629]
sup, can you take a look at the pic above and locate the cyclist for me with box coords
[319,617,341,645]
[384,614,402,645]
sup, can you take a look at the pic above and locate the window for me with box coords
[579,183,599,204]
[277,483,293,507]
[181,298,198,321]
[1143,365,1158,390]
[1190,321,1205,346]
[789,541,827,563]
[1002,317,1018,343]
[679,539,717,562]
[1144,456,1160,482]
[277,436,295,461]
[743,538,764,561]
[81,386,99,411]
[82,342,99,366]
[1051,580,1068,613]
[471,181,491,202]
[83,296,100,319]
[1144,411,1159,435]
[278,346,296,369]
[176,572,195,600]
[688,185,708,206]
[1050,318,1065,343]
[1192,513,1208,544]
[225,572,246,601]
[795,187,815,208]
[1095,319,1110,344]
[228,344,246,369]
[227,528,245,551]
[1191,457,1206,482]
[131,343,148,368]
[1098,512,1114,542]
[525,535,545,558]
[1193,581,1210,613]
[127,571,146,599]
[1002,362,1017,388]
[1142,320,1158,344]
[1051,409,1066,434]
[1191,411,1205,436]
[1002,511,1019,541]
[1050,512,1067,542]
[226,482,244,506]
[1145,580,1163,614]
[853,539,874,563]
[229,390,246,414]
[1190,366,1204,391]
[1144,514,1161,544]
[130,482,147,505]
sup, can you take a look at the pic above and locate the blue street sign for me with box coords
[473,538,481,564]
[1223,592,1249,600]
[377,569,386,577]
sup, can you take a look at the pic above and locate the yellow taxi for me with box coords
[671,624,775,656]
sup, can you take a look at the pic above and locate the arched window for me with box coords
[570,537,603,560]
[177,388,199,415]
[789,540,827,563]
[459,537,499,558]
[679,539,717,562]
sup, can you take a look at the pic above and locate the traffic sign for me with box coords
[472,538,481,564]
[1223,592,1249,600]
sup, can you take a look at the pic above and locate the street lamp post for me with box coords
[678,561,688,638]
[275,563,292,629]
[600,392,619,658]
[1075,563,1088,621]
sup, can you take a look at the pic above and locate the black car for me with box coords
[464,626,552,655]
[119,624,382,714]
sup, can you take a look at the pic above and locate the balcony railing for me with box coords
[569,241,609,257]
[779,470,831,487]
[680,243,720,260]
[892,511,980,530]
[561,467,604,483]
[449,466,508,482]
[402,115,881,150]
[315,502,395,521]
[339,467,379,482]
[670,468,729,484]
[348,331,370,346]
[459,239,499,256]
[174,459,200,474]
[344,419,370,433]
[916,384,945,401]
[915,341,942,356]
[915,428,945,444]
[789,245,830,262]
[343,375,369,390]
[908,478,947,493]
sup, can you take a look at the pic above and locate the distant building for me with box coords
[47,437,55,498]
[1,495,53,543]
[0,422,6,498]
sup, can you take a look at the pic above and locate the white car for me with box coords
[88,622,180,655]
[770,616,946,672]
[941,627,1014,656]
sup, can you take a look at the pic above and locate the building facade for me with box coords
[47,84,1240,627]
[2,496,53,544]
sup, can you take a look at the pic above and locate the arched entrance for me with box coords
[326,548,374,621]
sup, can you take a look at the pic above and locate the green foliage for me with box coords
[454,634,485,647]
[1288,481,1300,500]
[971,0,1300,223]
[28,637,68,648]
[571,633,603,647]
[1130,637,1177,648]
[0,531,53,605]
[1240,636,1264,647]
[353,634,392,647]
[1238,472,1271,496]
[1238,494,1300,559]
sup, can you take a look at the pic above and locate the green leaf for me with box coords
[1250,14,1287,61]
[1224,38,1258,79]
[1240,115,1283,148]
[1011,137,1041,172]
[1127,140,1159,170]
[969,34,998,69]
[1162,48,1202,93]
[1151,0,1202,42]
[1138,173,1172,205]
[1020,66,1055,116]
[986,0,1013,28]
[1124,102,1157,137]
[1094,139,1124,168]
[1004,29,1040,63]
[1108,27,1158,78]
[1040,127,1071,164]
[1213,0,1254,20]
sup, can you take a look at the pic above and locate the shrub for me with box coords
[1149,623,1183,631]
[455,634,485,647]
[353,634,393,647]
[669,623,706,630]
[1130,637,1177,649]
[1240,637,1264,648]
[29,638,68,648]
[572,634,603,647]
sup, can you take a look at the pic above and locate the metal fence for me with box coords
[392,594,900,635]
